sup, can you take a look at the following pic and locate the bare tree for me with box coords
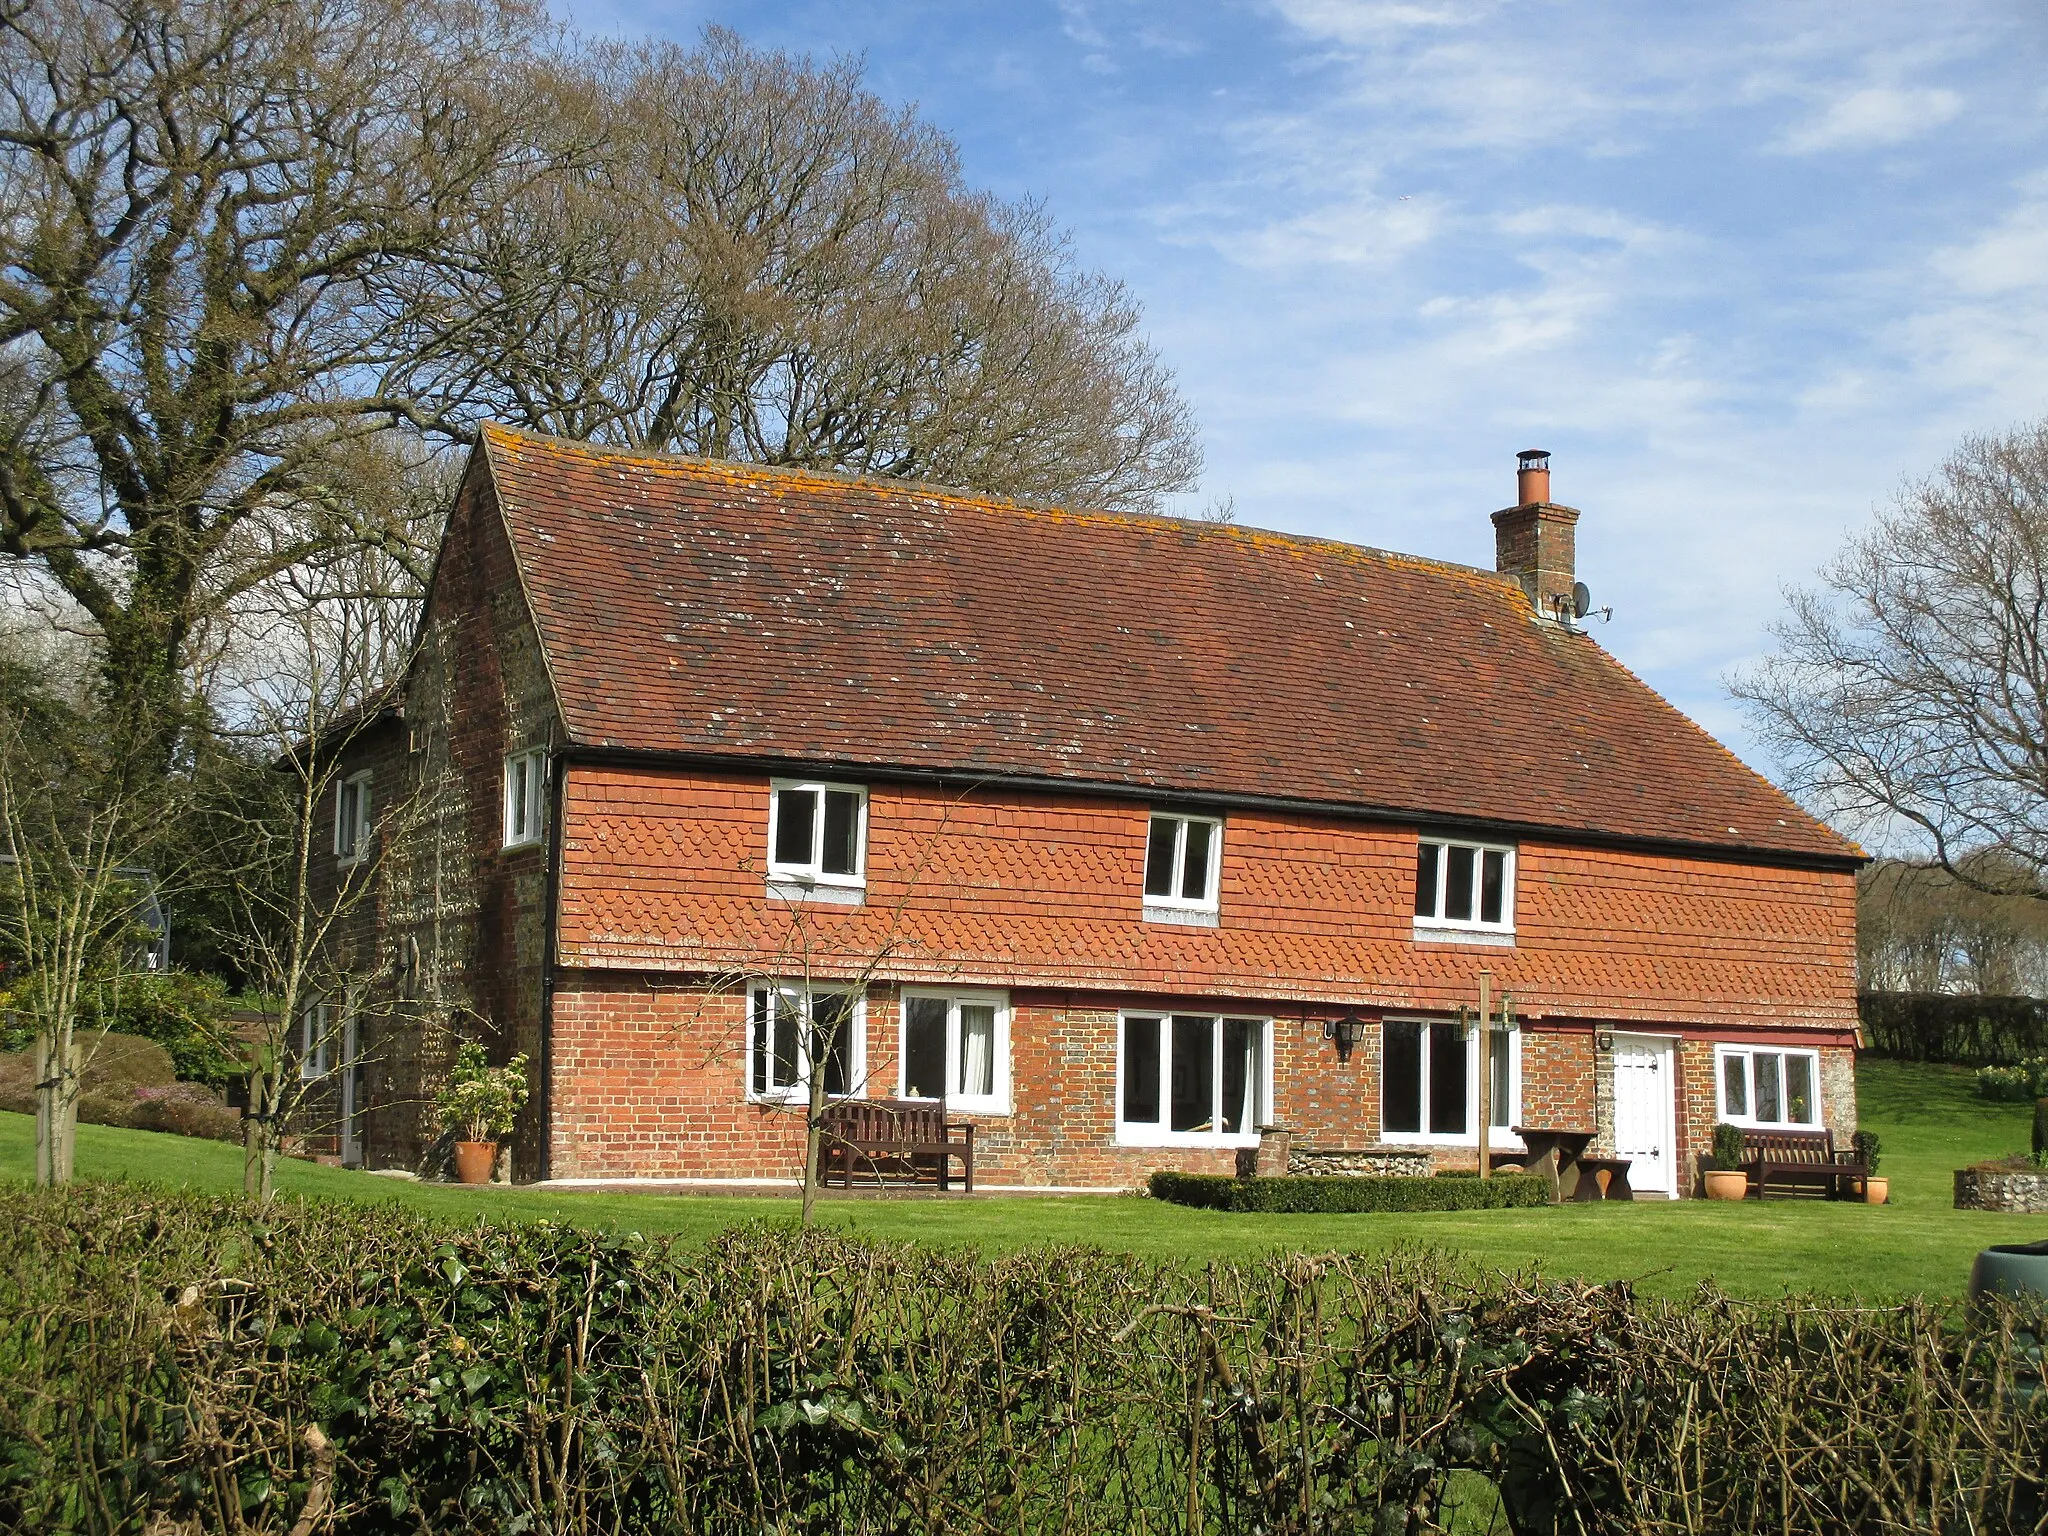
[0,643,164,1183]
[1858,854,2048,995]
[0,0,549,754]
[195,572,436,1199]
[0,6,1199,757]
[411,28,1201,514]
[1735,421,2048,897]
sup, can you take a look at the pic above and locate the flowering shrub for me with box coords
[433,1041,529,1143]
[1975,1057,2048,1101]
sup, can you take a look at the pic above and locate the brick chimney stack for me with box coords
[1492,449,1580,618]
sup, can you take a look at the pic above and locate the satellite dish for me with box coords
[1572,581,1592,619]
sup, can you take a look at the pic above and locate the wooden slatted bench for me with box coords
[818,1099,975,1192]
[1742,1128,1864,1200]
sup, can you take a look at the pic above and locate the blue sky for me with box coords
[558,0,2048,773]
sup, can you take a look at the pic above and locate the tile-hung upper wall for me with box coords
[554,765,1859,1032]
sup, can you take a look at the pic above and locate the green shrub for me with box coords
[1975,1057,2048,1101]
[434,1041,530,1142]
[0,969,242,1087]
[0,1037,239,1141]
[1,1184,2039,1536]
[1147,1170,1548,1213]
[1711,1122,1746,1171]
[1851,1129,1881,1175]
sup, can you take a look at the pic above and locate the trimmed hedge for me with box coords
[1149,1169,1549,1212]
[2,1184,2043,1535]
[1859,990,2048,1066]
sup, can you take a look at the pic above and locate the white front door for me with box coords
[1611,1034,1677,1197]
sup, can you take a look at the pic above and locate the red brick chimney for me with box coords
[1491,450,1579,618]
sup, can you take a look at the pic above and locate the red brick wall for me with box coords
[550,976,1860,1189]
[553,978,1315,1184]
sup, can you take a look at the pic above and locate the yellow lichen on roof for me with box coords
[480,421,1522,600]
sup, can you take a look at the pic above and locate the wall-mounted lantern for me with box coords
[1596,1030,1615,1053]
[1323,1014,1369,1064]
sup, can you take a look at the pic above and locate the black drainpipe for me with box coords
[537,748,566,1182]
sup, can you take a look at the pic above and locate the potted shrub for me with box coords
[436,1042,530,1185]
[1703,1122,1748,1201]
[1852,1129,1886,1204]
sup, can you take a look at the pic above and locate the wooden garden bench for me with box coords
[818,1099,975,1192]
[1569,1155,1635,1202]
[1741,1128,1864,1200]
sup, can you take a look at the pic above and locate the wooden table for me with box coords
[1510,1126,1597,1204]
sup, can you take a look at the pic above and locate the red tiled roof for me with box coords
[478,424,1856,865]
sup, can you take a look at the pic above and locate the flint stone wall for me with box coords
[1287,1147,1433,1179]
[1955,1165,2048,1213]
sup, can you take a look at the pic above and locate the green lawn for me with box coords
[4,1057,2041,1299]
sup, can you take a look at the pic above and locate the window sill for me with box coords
[1116,1127,1261,1149]
[1411,923,1514,947]
[1716,1118,1824,1133]
[500,836,543,854]
[765,878,865,907]
[1143,901,1219,928]
[1377,1133,1527,1151]
[902,1095,1011,1117]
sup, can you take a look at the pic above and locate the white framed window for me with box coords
[299,999,336,1080]
[899,988,1010,1114]
[1116,1012,1270,1146]
[1414,838,1515,933]
[503,748,547,848]
[747,983,864,1104]
[1715,1044,1822,1129]
[1379,1018,1521,1145]
[334,772,372,864]
[1143,812,1222,911]
[767,781,867,886]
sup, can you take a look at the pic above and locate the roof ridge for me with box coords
[477,421,1515,592]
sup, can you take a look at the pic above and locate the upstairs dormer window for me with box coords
[504,748,547,848]
[1414,837,1514,934]
[1144,812,1221,912]
[334,772,371,864]
[768,780,866,886]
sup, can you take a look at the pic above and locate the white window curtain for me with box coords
[899,992,1008,1112]
[959,1004,995,1098]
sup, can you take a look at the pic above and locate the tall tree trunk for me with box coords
[34,1026,78,1186]
[97,578,196,780]
[801,1059,826,1228]
[243,1064,268,1198]
[244,1061,282,1201]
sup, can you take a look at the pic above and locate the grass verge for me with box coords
[2,1057,2040,1299]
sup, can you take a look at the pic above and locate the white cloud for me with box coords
[1266,0,1492,43]
[1777,85,1962,154]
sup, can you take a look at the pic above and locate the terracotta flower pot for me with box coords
[1702,1168,1748,1201]
[454,1140,498,1185]
[1863,1176,1888,1205]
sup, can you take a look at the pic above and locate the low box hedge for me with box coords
[1148,1169,1548,1213]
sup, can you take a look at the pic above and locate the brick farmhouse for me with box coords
[304,426,1861,1195]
